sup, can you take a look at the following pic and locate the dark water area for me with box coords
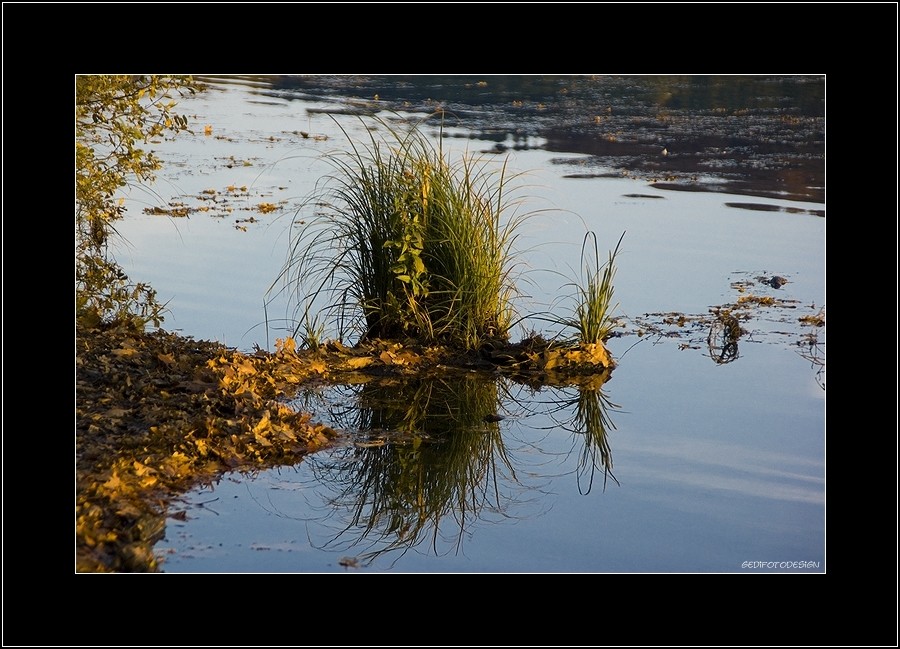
[254,75,825,205]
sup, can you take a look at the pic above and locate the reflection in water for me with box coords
[294,371,617,566]
[707,310,743,365]
[797,338,826,391]
[304,376,524,566]
[258,74,825,204]
[559,384,619,494]
[507,374,619,495]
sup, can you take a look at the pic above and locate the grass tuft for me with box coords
[269,113,528,350]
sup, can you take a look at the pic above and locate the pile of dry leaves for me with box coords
[75,325,337,572]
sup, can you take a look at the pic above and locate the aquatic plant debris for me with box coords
[142,183,290,222]
[622,272,824,368]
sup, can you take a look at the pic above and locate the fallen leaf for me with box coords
[252,412,271,435]
[133,461,156,477]
[157,352,176,365]
[102,473,123,491]
[346,356,374,369]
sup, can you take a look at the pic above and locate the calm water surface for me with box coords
[113,76,825,572]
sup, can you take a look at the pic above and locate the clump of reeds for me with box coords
[561,231,624,345]
[272,114,526,350]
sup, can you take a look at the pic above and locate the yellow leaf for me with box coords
[275,427,297,442]
[133,461,155,477]
[111,347,138,358]
[252,413,271,435]
[309,360,327,374]
[585,343,612,367]
[102,473,123,491]
[395,352,419,366]
[542,350,560,370]
[379,351,395,364]
[276,337,296,353]
[346,356,374,369]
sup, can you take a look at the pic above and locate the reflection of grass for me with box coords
[797,335,825,391]
[515,371,618,495]
[570,387,619,494]
[707,309,743,364]
[310,374,520,565]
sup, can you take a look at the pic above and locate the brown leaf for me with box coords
[345,356,374,369]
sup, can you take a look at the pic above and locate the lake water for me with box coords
[113,75,825,573]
